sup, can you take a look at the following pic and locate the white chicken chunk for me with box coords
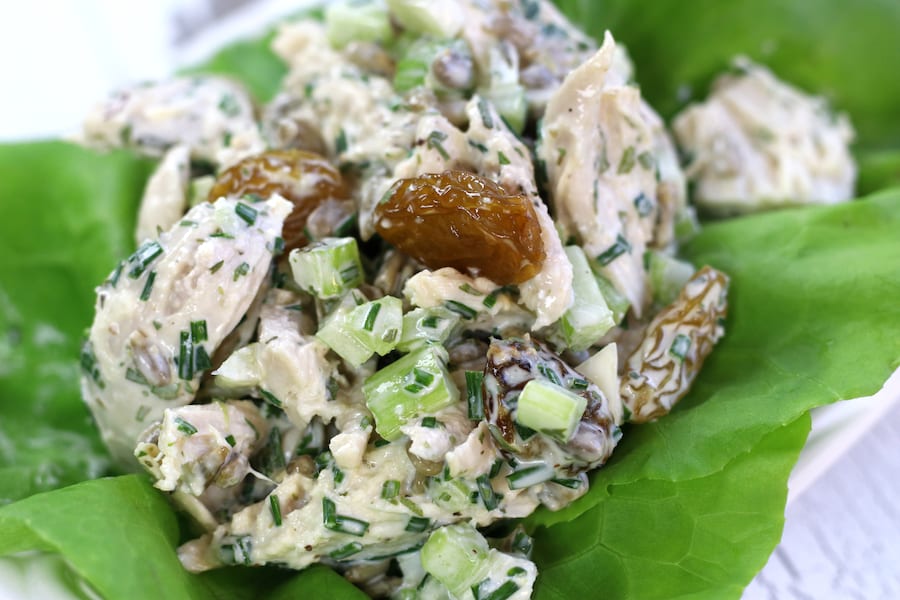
[81,76,264,168]
[80,195,292,465]
[673,58,856,213]
[400,404,472,463]
[135,400,268,496]
[214,295,369,435]
[135,144,190,244]
[539,31,684,317]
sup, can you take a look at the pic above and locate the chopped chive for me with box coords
[269,495,282,526]
[225,434,236,447]
[178,330,193,380]
[329,542,363,560]
[218,93,240,117]
[209,260,224,274]
[596,234,632,266]
[477,580,519,600]
[179,220,197,227]
[569,377,589,391]
[339,264,360,284]
[508,566,526,576]
[537,363,562,386]
[333,465,345,485]
[405,515,430,532]
[637,150,655,170]
[670,334,691,360]
[235,202,257,225]
[193,345,211,371]
[260,389,283,409]
[427,130,450,160]
[399,497,424,516]
[421,416,438,428]
[421,315,441,328]
[468,139,489,153]
[108,262,123,287]
[381,480,401,499]
[556,147,567,165]
[459,283,483,296]
[322,497,337,523]
[125,367,148,385]
[497,151,510,165]
[617,146,636,174]
[127,241,163,278]
[322,498,370,536]
[444,300,476,319]
[506,464,555,490]
[363,302,382,331]
[152,320,162,330]
[465,371,485,420]
[233,262,250,281]
[270,236,285,256]
[174,416,198,436]
[210,230,235,239]
[412,368,435,387]
[477,97,494,128]
[222,131,232,147]
[634,192,654,217]
[135,405,151,422]
[551,477,583,489]
[476,475,499,510]
[190,320,208,342]
[335,128,348,154]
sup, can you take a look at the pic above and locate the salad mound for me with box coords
[75,2,741,596]
[5,1,898,600]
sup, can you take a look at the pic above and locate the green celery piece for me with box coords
[289,237,364,299]
[590,270,630,325]
[386,0,462,38]
[396,306,460,352]
[0,142,155,503]
[420,524,491,598]
[646,250,695,306]
[516,379,587,442]
[325,0,392,49]
[0,476,365,600]
[554,0,900,150]
[560,246,615,351]
[317,295,403,366]
[363,346,459,441]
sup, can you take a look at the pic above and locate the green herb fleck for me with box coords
[175,417,198,436]
[617,146,636,174]
[233,262,250,281]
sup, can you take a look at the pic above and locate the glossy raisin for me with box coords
[373,171,545,285]
[208,149,348,250]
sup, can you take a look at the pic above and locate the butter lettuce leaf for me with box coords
[0,142,155,505]
[0,475,365,600]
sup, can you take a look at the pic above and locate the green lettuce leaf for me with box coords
[0,475,366,600]
[0,142,155,505]
[532,416,810,599]
[554,0,900,150]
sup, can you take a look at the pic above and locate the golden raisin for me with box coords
[208,149,347,250]
[373,171,545,284]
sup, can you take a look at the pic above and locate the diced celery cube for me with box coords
[317,295,403,366]
[420,524,490,598]
[515,379,587,443]
[591,270,630,325]
[289,237,363,299]
[396,306,460,352]
[213,343,261,392]
[325,0,392,49]
[362,346,458,440]
[559,246,616,351]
